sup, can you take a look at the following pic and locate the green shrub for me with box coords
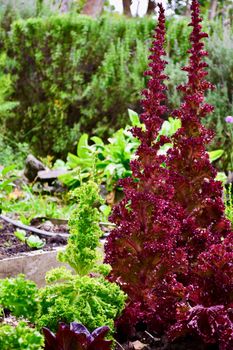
[2,15,200,156]
[0,134,29,168]
[1,14,232,170]
[204,30,233,170]
[0,322,44,350]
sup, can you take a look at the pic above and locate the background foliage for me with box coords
[0,8,232,170]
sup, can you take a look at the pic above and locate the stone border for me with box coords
[0,247,68,287]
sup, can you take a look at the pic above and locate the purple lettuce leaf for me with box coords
[43,322,112,350]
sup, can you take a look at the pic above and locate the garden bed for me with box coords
[0,217,67,260]
[0,217,69,286]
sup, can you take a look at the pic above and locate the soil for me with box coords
[115,332,219,350]
[0,217,68,260]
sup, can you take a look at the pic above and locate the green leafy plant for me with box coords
[27,235,45,249]
[36,267,126,333]
[59,109,141,190]
[58,181,104,275]
[0,165,18,211]
[0,274,38,322]
[3,13,229,165]
[14,229,45,249]
[14,229,27,242]
[60,111,225,190]
[0,322,44,350]
[224,183,233,226]
[36,180,126,333]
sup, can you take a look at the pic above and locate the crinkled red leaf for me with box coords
[43,323,111,350]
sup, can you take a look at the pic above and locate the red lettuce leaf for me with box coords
[43,322,112,350]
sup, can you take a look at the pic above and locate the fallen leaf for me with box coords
[132,340,148,350]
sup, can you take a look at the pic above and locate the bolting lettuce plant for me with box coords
[105,2,181,334]
[36,180,126,334]
[57,181,104,275]
[105,1,233,348]
[166,1,233,347]
[43,322,112,350]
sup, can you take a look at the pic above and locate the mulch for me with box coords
[115,332,219,350]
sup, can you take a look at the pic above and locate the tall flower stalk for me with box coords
[167,1,233,348]
[105,1,233,348]
[166,0,232,262]
[105,4,185,334]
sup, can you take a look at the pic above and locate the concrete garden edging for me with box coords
[0,241,105,287]
[0,247,68,287]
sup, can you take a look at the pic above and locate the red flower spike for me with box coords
[166,0,233,347]
[105,3,185,335]
[166,0,232,262]
[105,0,233,347]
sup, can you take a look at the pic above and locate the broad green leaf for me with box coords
[216,172,227,184]
[99,204,111,219]
[27,235,45,249]
[128,109,140,126]
[2,164,16,176]
[66,153,81,169]
[77,134,90,158]
[14,229,26,242]
[91,136,104,146]
[158,143,173,156]
[159,117,181,138]
[208,150,224,163]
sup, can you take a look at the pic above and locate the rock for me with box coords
[37,169,68,182]
[37,220,54,232]
[24,155,46,182]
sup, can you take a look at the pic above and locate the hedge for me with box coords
[1,14,232,169]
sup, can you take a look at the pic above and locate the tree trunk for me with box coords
[185,0,191,16]
[123,0,132,17]
[60,0,69,13]
[209,0,218,20]
[147,0,156,15]
[81,0,104,17]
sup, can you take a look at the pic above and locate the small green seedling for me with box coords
[14,229,27,242]
[27,235,45,249]
[14,229,45,249]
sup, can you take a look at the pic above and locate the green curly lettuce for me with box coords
[36,268,126,333]
[58,181,104,275]
[0,275,38,322]
[0,322,44,350]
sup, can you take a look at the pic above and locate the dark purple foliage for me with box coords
[166,1,233,347]
[42,322,112,350]
[104,1,233,348]
[105,3,182,334]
